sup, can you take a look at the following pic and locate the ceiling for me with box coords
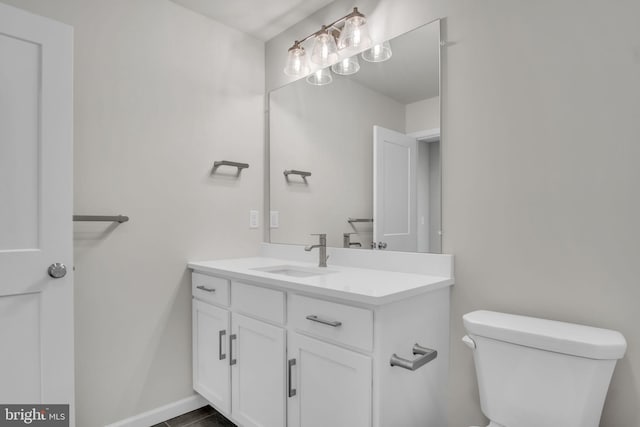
[171,0,335,40]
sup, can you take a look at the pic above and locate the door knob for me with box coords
[48,263,67,279]
[377,242,387,249]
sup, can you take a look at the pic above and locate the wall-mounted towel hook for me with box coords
[347,217,373,223]
[73,215,129,223]
[213,160,249,174]
[284,169,311,178]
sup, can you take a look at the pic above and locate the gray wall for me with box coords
[0,0,264,425]
[270,77,405,249]
[267,0,640,425]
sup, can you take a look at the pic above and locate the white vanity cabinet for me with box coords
[190,256,452,427]
[192,274,286,427]
[286,293,374,426]
[287,332,372,427]
[192,299,230,413]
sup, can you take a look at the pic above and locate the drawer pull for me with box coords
[305,314,342,327]
[390,344,438,371]
[218,330,226,360]
[196,285,216,293]
[288,358,297,397]
[229,334,237,366]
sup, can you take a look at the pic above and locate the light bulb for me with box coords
[306,68,333,86]
[337,8,371,50]
[310,30,339,66]
[284,43,309,77]
[361,40,392,63]
[331,55,360,75]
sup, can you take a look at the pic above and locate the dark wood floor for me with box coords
[152,405,235,427]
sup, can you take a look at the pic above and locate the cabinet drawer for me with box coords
[192,272,230,306]
[289,294,373,351]
[233,282,285,325]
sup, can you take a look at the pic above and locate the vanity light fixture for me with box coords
[331,55,360,75]
[283,41,310,76]
[361,40,392,62]
[306,68,333,86]
[283,7,371,79]
[310,26,339,66]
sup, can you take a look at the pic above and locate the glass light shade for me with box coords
[306,68,333,86]
[361,41,392,62]
[283,45,309,77]
[310,32,339,66]
[331,55,360,75]
[337,15,371,50]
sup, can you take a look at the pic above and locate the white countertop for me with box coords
[188,257,453,306]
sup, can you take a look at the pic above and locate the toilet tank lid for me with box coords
[463,310,627,360]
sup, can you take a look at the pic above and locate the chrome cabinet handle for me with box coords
[305,315,342,327]
[218,330,226,360]
[229,334,237,366]
[390,344,438,371]
[196,285,216,293]
[288,358,297,397]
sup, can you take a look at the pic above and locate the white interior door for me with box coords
[0,0,74,415]
[373,125,417,252]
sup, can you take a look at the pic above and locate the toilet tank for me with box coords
[463,310,627,427]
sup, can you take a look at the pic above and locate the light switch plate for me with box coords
[270,211,279,228]
[249,210,259,229]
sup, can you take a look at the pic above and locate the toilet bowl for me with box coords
[463,310,626,427]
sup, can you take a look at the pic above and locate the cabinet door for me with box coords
[193,299,231,414]
[231,313,286,427]
[288,333,372,427]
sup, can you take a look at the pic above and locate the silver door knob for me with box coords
[377,242,387,249]
[48,263,67,279]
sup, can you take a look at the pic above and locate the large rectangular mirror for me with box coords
[268,20,441,253]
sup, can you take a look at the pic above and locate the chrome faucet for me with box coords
[305,233,328,267]
[343,232,362,248]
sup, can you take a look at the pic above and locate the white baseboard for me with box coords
[105,394,208,427]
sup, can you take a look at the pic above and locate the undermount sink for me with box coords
[252,265,334,278]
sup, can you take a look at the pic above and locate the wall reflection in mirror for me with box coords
[269,20,441,253]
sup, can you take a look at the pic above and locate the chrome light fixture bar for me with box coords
[283,7,372,80]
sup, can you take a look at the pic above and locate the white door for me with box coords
[287,333,372,427]
[373,126,417,251]
[193,300,231,414]
[0,0,74,414]
[231,313,285,427]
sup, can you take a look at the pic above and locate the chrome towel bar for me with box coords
[73,215,129,223]
[390,344,438,371]
[347,217,373,223]
[213,160,249,171]
[284,169,311,178]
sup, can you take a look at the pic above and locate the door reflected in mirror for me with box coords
[269,20,441,253]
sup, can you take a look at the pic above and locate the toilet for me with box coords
[462,310,627,427]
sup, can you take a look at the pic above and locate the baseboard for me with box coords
[105,394,208,427]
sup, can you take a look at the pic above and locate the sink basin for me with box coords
[252,265,333,278]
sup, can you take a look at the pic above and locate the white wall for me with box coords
[0,1,264,426]
[269,77,404,249]
[406,96,440,133]
[267,0,640,426]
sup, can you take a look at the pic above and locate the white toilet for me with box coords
[462,310,627,427]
